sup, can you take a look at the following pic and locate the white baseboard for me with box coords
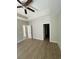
[17,37,33,43]
[17,40,23,43]
[50,40,58,43]
[50,40,61,49]
[17,38,26,43]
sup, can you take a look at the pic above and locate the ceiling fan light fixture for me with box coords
[19,0,28,3]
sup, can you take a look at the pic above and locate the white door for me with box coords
[26,25,32,38]
[23,25,27,38]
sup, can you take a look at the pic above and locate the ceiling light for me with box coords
[20,0,28,3]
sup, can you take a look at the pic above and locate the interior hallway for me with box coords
[17,39,61,59]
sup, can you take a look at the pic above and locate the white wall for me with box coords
[29,15,51,40]
[17,19,28,43]
[17,13,61,48]
[17,0,61,48]
[56,14,61,48]
[17,12,61,48]
[51,13,61,48]
[29,13,61,48]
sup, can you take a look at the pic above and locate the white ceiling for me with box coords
[17,0,61,20]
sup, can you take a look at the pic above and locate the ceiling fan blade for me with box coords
[29,5,38,11]
[17,0,22,4]
[24,0,32,6]
[17,6,23,8]
[24,9,27,14]
[27,7,35,12]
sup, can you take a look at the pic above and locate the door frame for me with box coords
[43,23,51,42]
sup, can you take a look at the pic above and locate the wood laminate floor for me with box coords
[17,39,61,59]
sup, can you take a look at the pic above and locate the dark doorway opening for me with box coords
[43,24,50,41]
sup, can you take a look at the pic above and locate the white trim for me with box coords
[33,38,44,41]
[50,40,61,49]
[50,39,58,43]
[17,38,26,43]
[42,23,51,41]
[17,16,28,21]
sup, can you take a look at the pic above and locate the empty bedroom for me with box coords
[17,0,61,59]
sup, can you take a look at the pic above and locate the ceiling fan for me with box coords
[17,0,36,14]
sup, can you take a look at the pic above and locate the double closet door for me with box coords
[23,25,32,39]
